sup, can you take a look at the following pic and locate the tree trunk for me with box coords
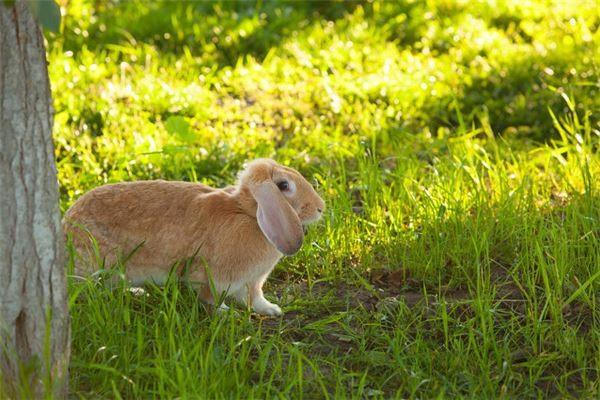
[0,1,69,397]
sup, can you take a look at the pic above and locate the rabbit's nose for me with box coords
[317,208,323,213]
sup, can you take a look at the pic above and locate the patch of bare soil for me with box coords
[267,265,593,334]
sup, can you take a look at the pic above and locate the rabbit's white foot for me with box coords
[253,296,282,316]
[216,303,230,314]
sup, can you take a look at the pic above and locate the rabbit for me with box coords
[63,158,325,316]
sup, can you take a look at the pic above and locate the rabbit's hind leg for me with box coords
[188,271,230,313]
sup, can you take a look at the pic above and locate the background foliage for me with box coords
[48,0,599,398]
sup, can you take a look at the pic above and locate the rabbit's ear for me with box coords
[254,182,304,255]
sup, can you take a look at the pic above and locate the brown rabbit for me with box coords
[63,158,325,315]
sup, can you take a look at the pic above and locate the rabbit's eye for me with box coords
[276,181,289,191]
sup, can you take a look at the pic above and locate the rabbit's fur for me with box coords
[63,158,325,315]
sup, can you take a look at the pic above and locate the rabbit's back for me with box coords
[64,180,222,275]
[66,180,213,223]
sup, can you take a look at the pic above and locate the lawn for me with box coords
[49,0,599,398]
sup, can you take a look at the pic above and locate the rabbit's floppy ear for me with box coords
[253,182,304,255]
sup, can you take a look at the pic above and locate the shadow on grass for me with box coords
[271,189,598,397]
[427,46,600,141]
[61,0,365,65]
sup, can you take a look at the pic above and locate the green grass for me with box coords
[48,0,600,398]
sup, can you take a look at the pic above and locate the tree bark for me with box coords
[0,1,69,397]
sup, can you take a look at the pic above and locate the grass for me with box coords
[46,0,600,398]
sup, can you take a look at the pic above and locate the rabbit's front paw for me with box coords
[253,297,282,316]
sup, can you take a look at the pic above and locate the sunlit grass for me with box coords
[47,0,600,398]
